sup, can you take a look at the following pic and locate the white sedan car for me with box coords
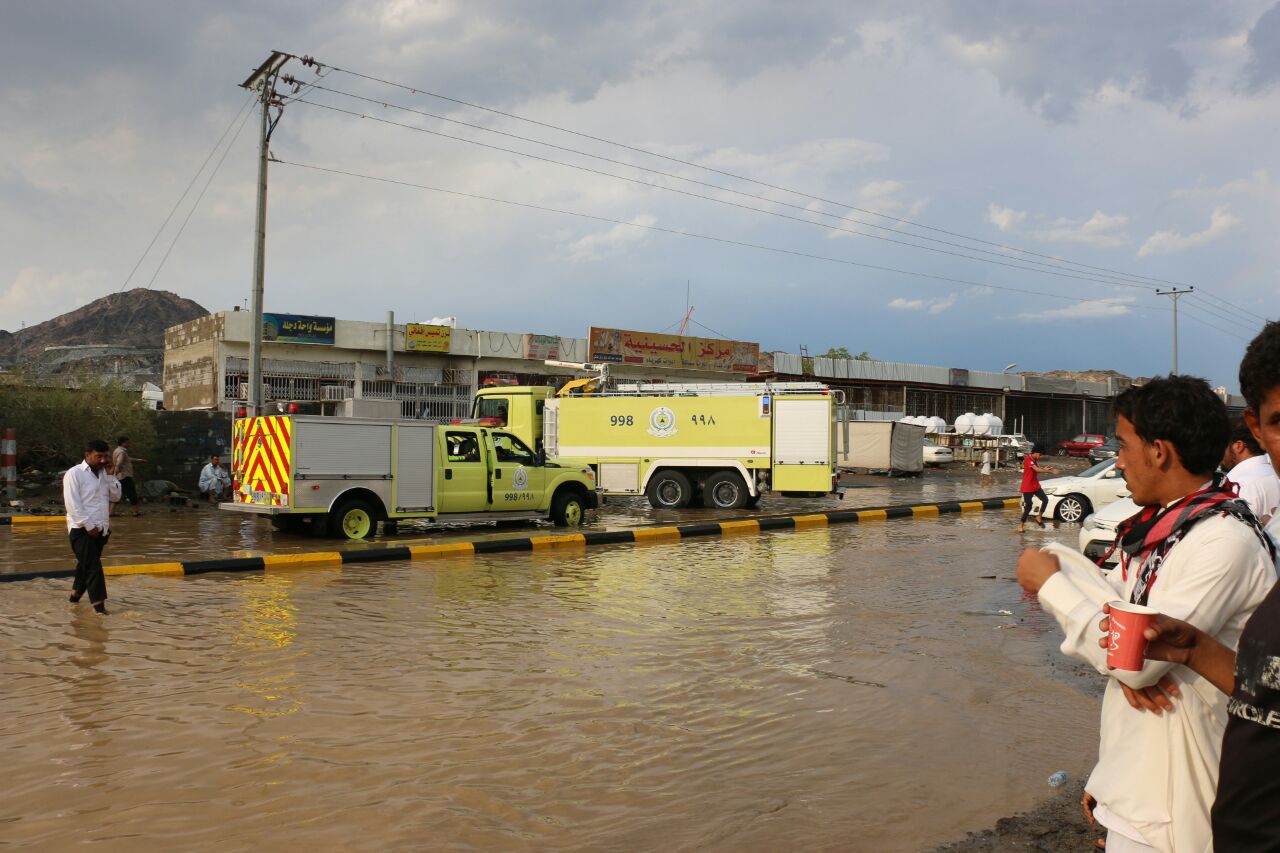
[1038,457,1131,524]
[1078,496,1138,567]
[923,437,954,465]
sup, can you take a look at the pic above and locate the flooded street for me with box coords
[0,479,1101,851]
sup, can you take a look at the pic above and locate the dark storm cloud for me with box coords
[935,0,1231,122]
[1243,2,1280,92]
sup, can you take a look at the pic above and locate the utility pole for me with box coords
[240,51,291,415]
[1156,287,1194,375]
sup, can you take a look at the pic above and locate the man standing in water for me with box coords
[1017,376,1275,852]
[1016,451,1057,532]
[111,435,146,517]
[64,439,119,614]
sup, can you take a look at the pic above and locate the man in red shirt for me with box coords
[1017,451,1058,532]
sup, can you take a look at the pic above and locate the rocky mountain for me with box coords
[0,289,208,366]
[1020,368,1133,384]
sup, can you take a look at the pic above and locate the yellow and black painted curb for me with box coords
[0,496,1023,585]
[0,515,66,526]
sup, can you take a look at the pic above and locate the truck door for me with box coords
[488,432,544,508]
[437,429,489,513]
[771,398,833,492]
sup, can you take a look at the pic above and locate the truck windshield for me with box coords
[493,433,535,465]
[475,397,509,423]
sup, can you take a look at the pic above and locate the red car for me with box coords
[1054,433,1108,457]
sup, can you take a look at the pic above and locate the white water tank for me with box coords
[987,414,1004,436]
[930,416,948,434]
[954,412,977,434]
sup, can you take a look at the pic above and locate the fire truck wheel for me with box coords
[743,494,762,509]
[331,497,379,540]
[551,489,586,527]
[646,470,692,509]
[704,471,749,510]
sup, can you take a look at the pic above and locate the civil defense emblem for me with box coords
[647,406,678,438]
[512,466,529,490]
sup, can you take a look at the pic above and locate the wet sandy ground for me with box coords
[1,464,1104,850]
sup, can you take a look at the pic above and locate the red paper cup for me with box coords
[1107,600,1158,671]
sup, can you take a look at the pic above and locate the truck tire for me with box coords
[743,493,762,509]
[704,470,749,510]
[551,489,587,527]
[646,470,693,509]
[330,497,379,540]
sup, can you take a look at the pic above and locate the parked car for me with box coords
[480,372,520,388]
[1039,457,1131,523]
[1054,433,1108,458]
[1088,436,1121,463]
[922,436,954,465]
[1078,496,1139,567]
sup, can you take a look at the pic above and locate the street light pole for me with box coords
[1156,287,1194,375]
[240,51,291,415]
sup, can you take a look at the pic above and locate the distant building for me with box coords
[163,310,752,417]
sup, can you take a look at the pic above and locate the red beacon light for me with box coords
[235,407,248,418]
[287,403,301,414]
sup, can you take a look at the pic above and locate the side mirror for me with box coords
[1103,469,1117,479]
[535,447,546,467]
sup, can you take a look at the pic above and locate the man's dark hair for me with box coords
[1113,375,1229,476]
[117,436,129,445]
[86,439,109,453]
[1232,417,1263,457]
[1239,320,1280,413]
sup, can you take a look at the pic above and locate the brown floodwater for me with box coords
[0,503,1099,851]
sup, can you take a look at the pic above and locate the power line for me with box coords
[276,158,1188,317]
[300,84,1161,293]
[1191,290,1265,325]
[1185,293,1263,331]
[115,95,255,293]
[145,104,256,289]
[293,97,1161,294]
[314,61,1222,288]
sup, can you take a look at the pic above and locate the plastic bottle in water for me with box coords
[1048,771,1069,787]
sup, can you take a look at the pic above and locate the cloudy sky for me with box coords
[3,1,1278,388]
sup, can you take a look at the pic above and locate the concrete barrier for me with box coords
[0,515,67,526]
[0,496,1023,584]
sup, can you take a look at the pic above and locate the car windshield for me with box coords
[1079,458,1117,478]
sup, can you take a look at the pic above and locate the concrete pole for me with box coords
[248,88,271,416]
[386,310,395,376]
[1157,287,1193,375]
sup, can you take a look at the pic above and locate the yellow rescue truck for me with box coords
[472,382,841,510]
[224,414,600,539]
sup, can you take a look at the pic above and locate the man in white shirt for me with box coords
[63,439,119,614]
[199,455,232,503]
[1223,417,1280,524]
[1017,376,1275,853]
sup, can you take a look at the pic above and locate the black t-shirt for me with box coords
[1213,581,1280,851]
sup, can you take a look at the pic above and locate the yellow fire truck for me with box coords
[471,382,840,510]
[224,414,600,539]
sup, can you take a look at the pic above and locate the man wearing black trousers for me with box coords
[63,439,118,614]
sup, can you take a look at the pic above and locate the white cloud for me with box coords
[0,267,110,331]
[1138,205,1239,256]
[987,203,1028,232]
[1172,170,1272,199]
[1005,296,1136,322]
[1033,211,1130,247]
[828,179,929,239]
[987,204,1129,247]
[561,214,656,262]
[887,291,959,314]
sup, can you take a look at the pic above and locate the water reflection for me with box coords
[225,574,303,719]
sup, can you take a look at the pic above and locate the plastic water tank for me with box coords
[987,414,1004,436]
[972,414,992,436]
[932,416,949,434]
[923,417,942,434]
[954,413,977,434]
